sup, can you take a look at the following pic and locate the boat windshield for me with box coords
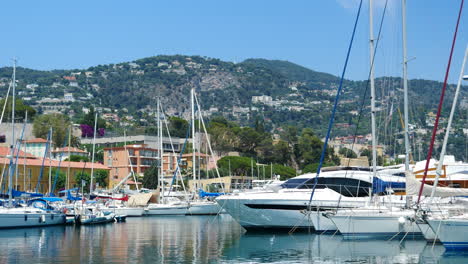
[281,177,371,197]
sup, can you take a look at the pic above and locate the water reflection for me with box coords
[0,215,465,263]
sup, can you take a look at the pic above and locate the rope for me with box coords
[35,130,52,193]
[50,129,70,194]
[417,0,464,204]
[307,0,363,206]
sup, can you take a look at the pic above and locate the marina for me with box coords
[0,0,466,263]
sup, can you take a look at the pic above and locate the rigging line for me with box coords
[35,130,52,193]
[417,0,464,204]
[334,0,390,210]
[50,128,70,194]
[306,0,364,206]
[338,0,389,169]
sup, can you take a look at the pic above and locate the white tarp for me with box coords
[127,193,153,207]
[406,172,468,197]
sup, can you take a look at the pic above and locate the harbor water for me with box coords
[0,215,466,263]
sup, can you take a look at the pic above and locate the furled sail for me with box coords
[406,172,468,197]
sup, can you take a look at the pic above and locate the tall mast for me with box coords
[89,112,97,194]
[369,0,377,197]
[191,88,196,190]
[66,125,71,189]
[8,59,17,206]
[157,98,164,201]
[402,0,411,171]
[430,45,468,199]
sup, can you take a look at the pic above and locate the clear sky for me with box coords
[0,0,466,82]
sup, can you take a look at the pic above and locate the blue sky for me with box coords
[0,0,466,82]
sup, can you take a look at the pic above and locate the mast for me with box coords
[66,125,71,189]
[430,45,468,200]
[89,112,97,194]
[48,127,53,194]
[23,112,27,191]
[157,98,164,202]
[402,0,411,171]
[8,59,16,206]
[369,0,377,198]
[191,88,196,191]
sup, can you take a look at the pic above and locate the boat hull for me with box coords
[187,202,221,215]
[218,197,314,231]
[330,214,422,240]
[106,207,145,217]
[145,204,188,215]
[0,212,66,228]
[427,219,468,250]
[76,214,115,225]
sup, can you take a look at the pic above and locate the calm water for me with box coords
[0,215,466,263]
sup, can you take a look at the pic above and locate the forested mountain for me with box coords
[0,55,466,162]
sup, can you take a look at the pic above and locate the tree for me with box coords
[74,170,108,191]
[217,156,255,176]
[0,97,36,122]
[33,113,71,147]
[168,116,189,138]
[64,155,90,162]
[94,169,109,188]
[50,169,66,191]
[339,147,357,158]
[80,106,106,129]
[143,163,159,189]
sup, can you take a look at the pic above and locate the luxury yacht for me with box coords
[216,166,406,231]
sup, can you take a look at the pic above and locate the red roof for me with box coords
[0,146,36,158]
[52,147,87,153]
[0,157,109,170]
[23,138,48,144]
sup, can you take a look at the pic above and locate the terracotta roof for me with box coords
[0,157,110,170]
[0,146,36,158]
[23,138,48,144]
[182,152,209,157]
[52,147,87,153]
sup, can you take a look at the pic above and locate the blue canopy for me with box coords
[199,189,225,198]
[35,197,63,202]
[373,177,405,194]
[12,189,43,198]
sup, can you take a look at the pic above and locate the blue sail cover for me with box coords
[199,189,225,198]
[12,189,43,198]
[66,190,82,201]
[373,177,405,194]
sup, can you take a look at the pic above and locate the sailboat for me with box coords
[145,98,190,216]
[186,88,222,215]
[329,0,467,240]
[0,60,66,228]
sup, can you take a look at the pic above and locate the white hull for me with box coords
[330,210,422,240]
[309,211,338,232]
[0,208,66,228]
[218,193,314,230]
[145,203,188,215]
[416,222,438,242]
[187,202,221,215]
[105,207,145,217]
[427,217,468,250]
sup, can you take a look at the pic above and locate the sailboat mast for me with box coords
[8,59,16,205]
[158,98,164,201]
[191,89,196,190]
[402,0,411,171]
[430,45,468,199]
[369,0,377,197]
[89,112,97,194]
